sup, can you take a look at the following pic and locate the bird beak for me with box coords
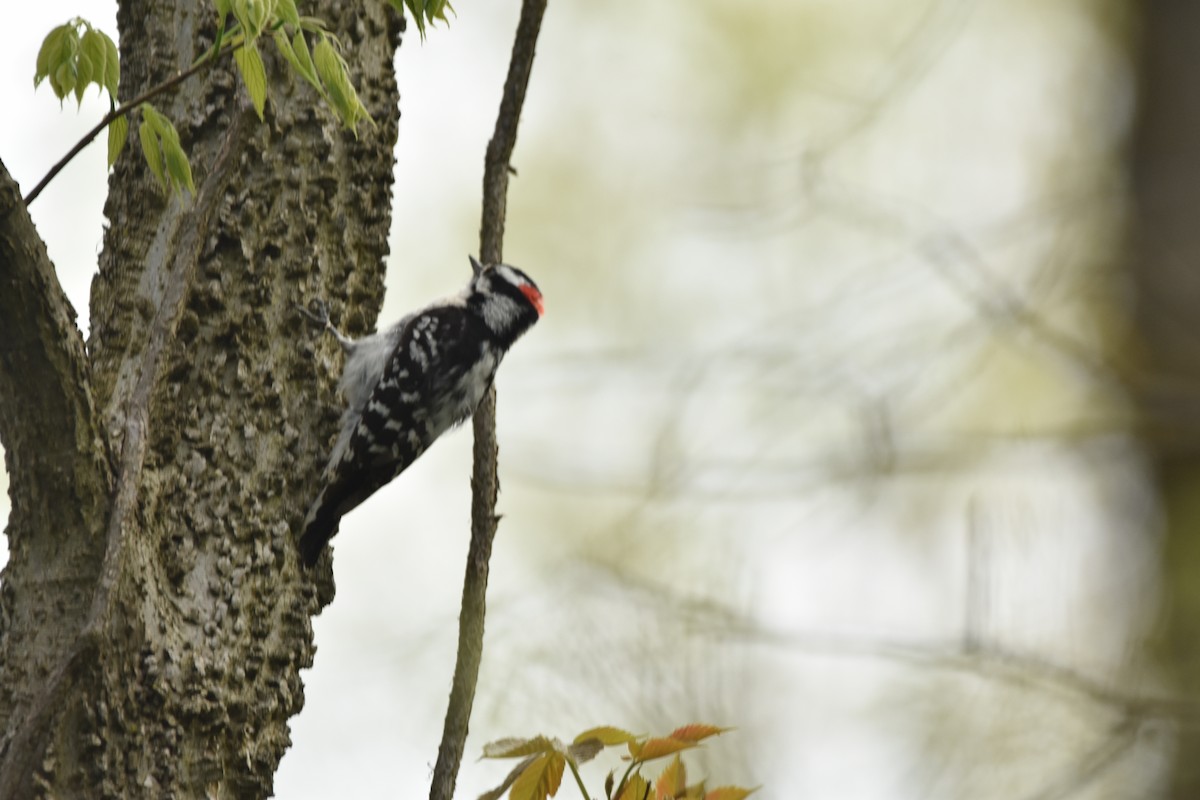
[469,255,485,276]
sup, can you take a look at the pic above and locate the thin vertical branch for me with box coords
[428,2,548,799]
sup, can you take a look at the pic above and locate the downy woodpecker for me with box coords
[298,256,544,566]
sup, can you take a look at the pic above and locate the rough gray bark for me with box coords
[0,0,402,796]
[1128,1,1200,797]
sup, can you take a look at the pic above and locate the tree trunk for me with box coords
[1128,1,1200,796]
[0,0,402,796]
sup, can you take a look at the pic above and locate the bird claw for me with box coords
[297,299,332,329]
[297,299,355,350]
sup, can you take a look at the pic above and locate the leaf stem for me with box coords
[568,759,591,800]
[614,761,641,800]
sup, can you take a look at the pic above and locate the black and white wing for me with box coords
[298,306,494,566]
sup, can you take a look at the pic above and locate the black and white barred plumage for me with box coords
[298,256,544,567]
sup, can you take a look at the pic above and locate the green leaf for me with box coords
[273,29,321,99]
[139,104,192,195]
[233,0,269,41]
[233,43,268,119]
[80,29,110,98]
[138,113,166,190]
[38,23,82,101]
[428,0,452,23]
[273,28,300,71]
[311,36,343,99]
[289,31,322,91]
[312,35,372,134]
[395,0,454,39]
[142,105,173,142]
[35,24,77,93]
[101,31,120,98]
[52,62,77,103]
[74,47,93,104]
[275,0,300,27]
[163,140,195,195]
[405,0,427,39]
[107,113,129,167]
[215,0,233,23]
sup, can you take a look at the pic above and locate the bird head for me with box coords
[468,255,544,342]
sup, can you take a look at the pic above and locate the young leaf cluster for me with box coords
[138,104,195,196]
[34,18,119,106]
[34,19,126,168]
[30,0,378,203]
[217,0,374,133]
[385,0,454,40]
[480,724,756,800]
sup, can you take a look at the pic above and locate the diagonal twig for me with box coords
[22,41,239,207]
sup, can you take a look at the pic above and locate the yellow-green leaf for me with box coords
[74,48,93,104]
[617,773,651,800]
[80,29,110,98]
[138,115,166,189]
[275,29,321,95]
[233,0,268,40]
[403,0,427,39]
[275,0,300,27]
[289,31,321,91]
[35,24,77,93]
[102,31,120,98]
[139,104,192,195]
[482,736,560,760]
[312,36,349,110]
[572,727,640,747]
[141,104,176,143]
[312,35,373,133]
[703,787,757,800]
[509,753,565,800]
[52,61,78,103]
[163,140,195,195]
[233,43,268,119]
[273,29,299,70]
[429,0,453,23]
[667,725,730,744]
[107,113,128,167]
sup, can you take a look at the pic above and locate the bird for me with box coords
[297,255,543,567]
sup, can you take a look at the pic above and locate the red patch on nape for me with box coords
[519,284,545,316]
